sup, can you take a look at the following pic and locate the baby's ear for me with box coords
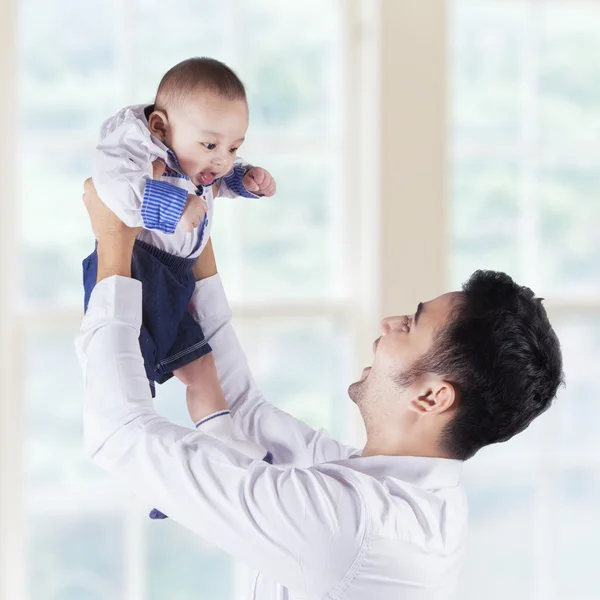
[147,110,169,141]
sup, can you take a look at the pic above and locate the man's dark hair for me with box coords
[155,57,246,110]
[410,270,564,460]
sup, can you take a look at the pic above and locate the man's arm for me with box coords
[190,240,361,467]
[75,276,367,598]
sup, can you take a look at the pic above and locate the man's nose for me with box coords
[380,316,404,335]
[380,318,391,335]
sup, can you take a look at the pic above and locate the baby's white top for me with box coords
[92,103,251,260]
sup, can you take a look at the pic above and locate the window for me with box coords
[4,1,596,598]
[9,1,361,598]
[451,2,600,598]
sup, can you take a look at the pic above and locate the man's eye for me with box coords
[203,143,217,150]
[229,147,238,154]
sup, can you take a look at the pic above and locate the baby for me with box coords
[83,57,275,518]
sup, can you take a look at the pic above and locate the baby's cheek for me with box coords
[224,156,236,173]
[178,152,204,176]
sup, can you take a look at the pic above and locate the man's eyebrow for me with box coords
[414,302,424,326]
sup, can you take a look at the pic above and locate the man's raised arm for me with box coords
[190,239,360,467]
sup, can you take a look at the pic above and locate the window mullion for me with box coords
[0,0,26,597]
[520,4,556,600]
[124,502,148,600]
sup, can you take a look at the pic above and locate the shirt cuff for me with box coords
[194,410,268,461]
[188,274,231,322]
[82,275,143,332]
[194,409,231,428]
[221,164,260,199]
[141,179,189,233]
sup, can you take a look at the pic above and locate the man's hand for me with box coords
[82,178,141,247]
[242,167,276,197]
[82,159,166,281]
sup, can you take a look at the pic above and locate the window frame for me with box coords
[1,1,377,599]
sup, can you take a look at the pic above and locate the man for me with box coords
[75,170,563,600]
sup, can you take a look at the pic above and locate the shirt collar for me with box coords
[334,454,463,489]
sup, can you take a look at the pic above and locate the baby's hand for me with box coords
[180,194,208,233]
[242,167,276,197]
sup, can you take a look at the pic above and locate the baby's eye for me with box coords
[229,147,238,154]
[202,143,217,150]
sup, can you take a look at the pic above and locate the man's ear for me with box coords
[147,110,169,141]
[408,379,456,416]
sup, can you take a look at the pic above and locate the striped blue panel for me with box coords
[222,165,260,199]
[141,179,189,233]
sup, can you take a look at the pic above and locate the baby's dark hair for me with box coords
[155,57,246,110]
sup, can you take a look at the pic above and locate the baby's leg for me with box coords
[174,354,226,423]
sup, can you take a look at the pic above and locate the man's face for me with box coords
[166,91,249,188]
[348,292,462,406]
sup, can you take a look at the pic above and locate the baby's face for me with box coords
[166,91,249,188]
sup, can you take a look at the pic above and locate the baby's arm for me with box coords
[92,119,192,233]
[215,157,276,199]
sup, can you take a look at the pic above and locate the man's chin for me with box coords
[348,367,372,404]
[347,380,364,405]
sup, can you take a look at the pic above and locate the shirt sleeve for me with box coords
[215,156,261,199]
[188,274,361,467]
[74,276,367,598]
[92,118,187,232]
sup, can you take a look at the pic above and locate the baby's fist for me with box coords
[242,167,276,197]
[180,194,208,233]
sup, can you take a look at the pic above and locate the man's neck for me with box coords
[362,433,453,459]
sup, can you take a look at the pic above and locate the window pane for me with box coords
[538,163,600,296]
[213,154,341,302]
[552,469,600,600]
[235,316,354,438]
[27,513,124,600]
[451,5,600,600]
[450,157,521,287]
[551,315,600,457]
[539,4,600,144]
[451,1,526,141]
[238,0,342,137]
[146,520,233,600]
[459,472,535,600]
[19,0,119,135]
[132,0,232,101]
[19,140,94,308]
[25,330,93,485]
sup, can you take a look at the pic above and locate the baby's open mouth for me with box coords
[198,172,217,185]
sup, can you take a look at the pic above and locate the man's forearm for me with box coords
[96,239,135,282]
[193,238,217,281]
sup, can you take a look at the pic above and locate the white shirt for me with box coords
[92,104,256,259]
[75,275,468,600]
